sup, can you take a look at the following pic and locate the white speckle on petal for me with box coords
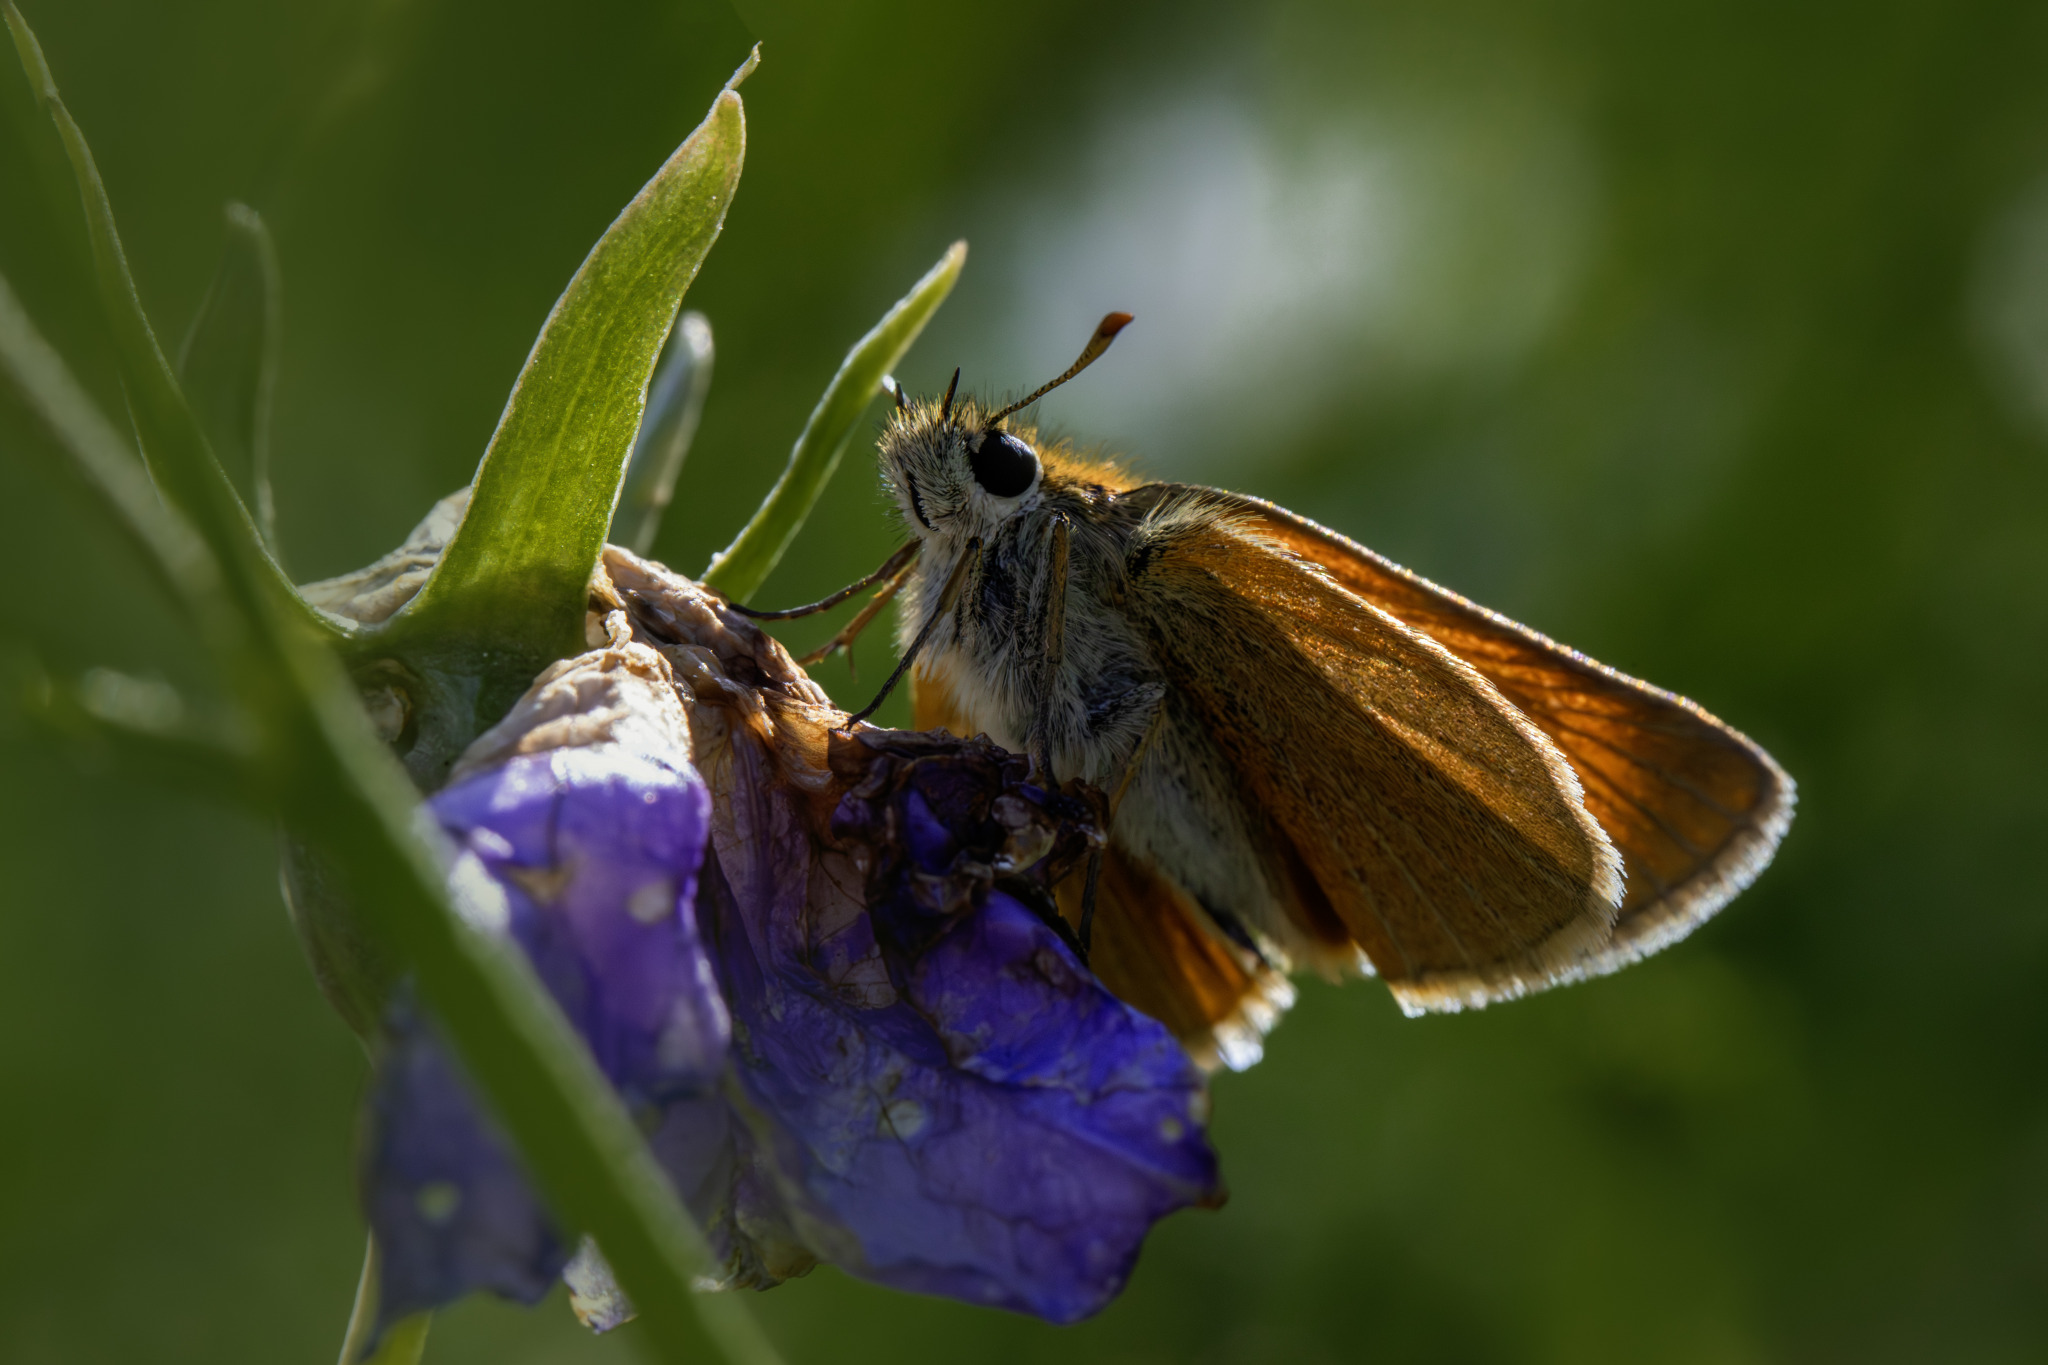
[466,827,515,862]
[881,1099,928,1141]
[626,877,675,925]
[416,1181,461,1226]
[655,994,724,1072]
[447,849,511,934]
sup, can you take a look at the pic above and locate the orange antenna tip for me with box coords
[989,311,1134,425]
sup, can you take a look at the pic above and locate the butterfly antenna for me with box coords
[989,312,1133,426]
[938,367,961,421]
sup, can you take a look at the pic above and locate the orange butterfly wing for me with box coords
[1202,489,1795,968]
[1058,845,1295,1072]
[1118,497,1623,1016]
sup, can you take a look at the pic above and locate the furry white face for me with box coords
[876,394,1043,541]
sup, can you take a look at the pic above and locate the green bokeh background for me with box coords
[3,0,2045,1360]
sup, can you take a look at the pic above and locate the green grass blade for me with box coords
[703,239,966,601]
[616,310,714,555]
[3,20,780,1350]
[0,269,223,617]
[2,2,318,636]
[13,265,779,1363]
[402,70,749,666]
[179,202,283,556]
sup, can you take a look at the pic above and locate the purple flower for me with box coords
[699,728,1218,1321]
[362,639,724,1333]
[359,552,1221,1340]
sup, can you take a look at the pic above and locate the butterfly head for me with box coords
[875,313,1132,544]
[877,381,1044,541]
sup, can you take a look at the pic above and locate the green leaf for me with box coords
[703,239,966,602]
[400,61,751,676]
[179,202,283,556]
[616,310,715,555]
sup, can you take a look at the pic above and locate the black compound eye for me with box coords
[969,430,1040,498]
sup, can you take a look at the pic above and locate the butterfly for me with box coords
[743,315,1794,1070]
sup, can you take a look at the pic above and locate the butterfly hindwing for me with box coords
[912,662,1287,1067]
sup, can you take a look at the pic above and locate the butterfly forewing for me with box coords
[1210,490,1795,967]
[1121,499,1623,1014]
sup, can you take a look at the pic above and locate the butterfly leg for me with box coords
[725,539,920,619]
[1077,846,1104,961]
[1028,512,1072,786]
[796,554,917,671]
[1109,690,1167,820]
[845,537,979,725]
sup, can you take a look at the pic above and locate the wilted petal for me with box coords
[707,744,1216,1322]
[432,744,725,1100]
[562,1238,634,1333]
[300,488,470,627]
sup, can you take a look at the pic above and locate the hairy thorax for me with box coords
[891,458,1316,974]
[898,469,1159,782]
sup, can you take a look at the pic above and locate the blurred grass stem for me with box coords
[704,239,965,601]
[2,10,783,1361]
[3,2,323,639]
[336,1237,431,1365]
[617,310,715,554]
[179,202,284,557]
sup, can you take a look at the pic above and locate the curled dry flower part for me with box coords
[300,488,471,627]
[352,515,1221,1338]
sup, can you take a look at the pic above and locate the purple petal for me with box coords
[353,560,1223,1333]
[361,1004,565,1329]
[698,732,1220,1323]
[431,742,727,1101]
[364,692,722,1332]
